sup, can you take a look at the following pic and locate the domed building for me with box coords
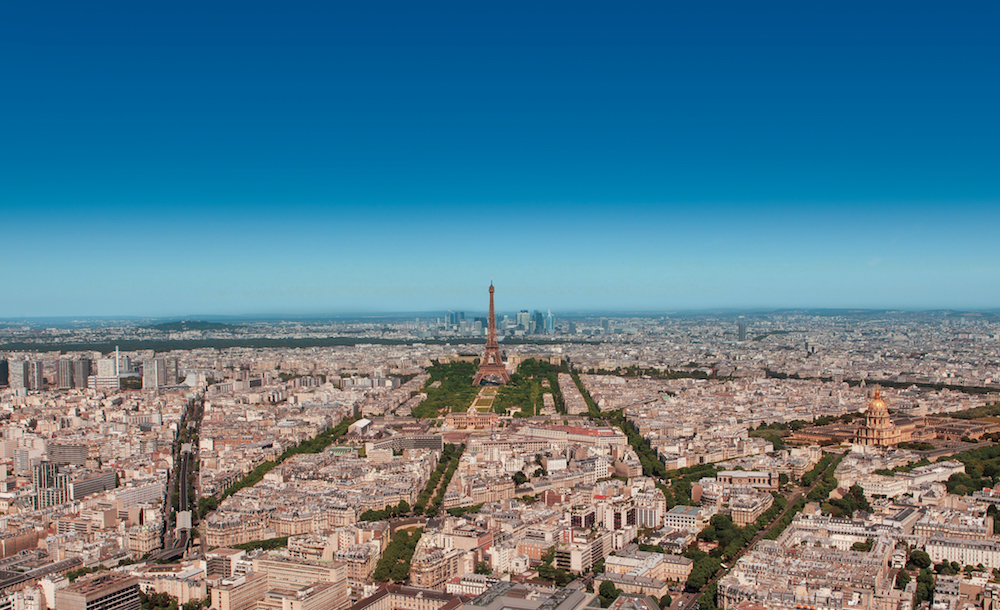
[855,389,904,447]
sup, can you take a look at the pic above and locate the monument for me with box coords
[472,283,511,386]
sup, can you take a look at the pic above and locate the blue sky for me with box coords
[2,2,998,317]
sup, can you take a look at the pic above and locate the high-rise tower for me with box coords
[473,283,511,386]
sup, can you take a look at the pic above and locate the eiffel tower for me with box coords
[473,283,511,386]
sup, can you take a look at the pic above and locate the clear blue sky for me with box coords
[2,1,998,317]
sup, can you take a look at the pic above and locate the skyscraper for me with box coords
[545,310,555,334]
[8,361,28,389]
[97,358,118,378]
[165,358,178,385]
[737,319,748,342]
[28,361,45,390]
[58,360,74,389]
[533,310,545,335]
[143,358,167,390]
[33,462,69,510]
[0,359,7,386]
[73,359,92,389]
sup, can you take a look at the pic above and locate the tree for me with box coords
[475,561,491,575]
[396,500,410,515]
[909,549,932,570]
[895,570,911,589]
[659,594,672,609]
[851,539,873,552]
[599,581,621,608]
[914,568,935,605]
[513,471,528,486]
[778,473,789,486]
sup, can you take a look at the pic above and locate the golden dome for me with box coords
[868,389,887,413]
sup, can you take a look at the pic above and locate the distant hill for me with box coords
[149,320,234,332]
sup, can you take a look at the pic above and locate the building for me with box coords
[603,544,693,585]
[212,572,269,610]
[663,506,705,532]
[258,581,344,610]
[144,358,167,390]
[126,523,163,554]
[33,462,69,510]
[253,556,348,608]
[70,471,117,500]
[729,492,774,527]
[206,548,247,579]
[555,530,612,573]
[55,573,141,610]
[716,471,777,490]
[8,361,28,390]
[409,538,467,590]
[926,536,1000,570]
[28,360,45,390]
[58,360,74,389]
[346,584,466,610]
[73,359,92,390]
[48,443,88,466]
[855,390,903,447]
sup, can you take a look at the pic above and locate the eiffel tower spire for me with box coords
[473,282,511,385]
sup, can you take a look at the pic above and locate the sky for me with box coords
[2,1,999,317]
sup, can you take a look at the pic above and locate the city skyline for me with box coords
[2,3,998,317]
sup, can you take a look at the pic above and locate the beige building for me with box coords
[609,551,692,583]
[211,573,269,610]
[56,573,141,610]
[126,523,163,554]
[346,584,466,610]
[257,581,344,610]
[729,492,774,527]
[253,556,349,610]
[855,390,904,447]
[205,514,266,548]
[409,538,468,590]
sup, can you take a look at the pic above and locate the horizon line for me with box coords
[1,306,999,323]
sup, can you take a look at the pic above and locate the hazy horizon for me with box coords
[1,306,998,327]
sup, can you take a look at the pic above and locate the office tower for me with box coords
[14,448,42,475]
[73,359,92,389]
[58,360,74,389]
[28,361,45,390]
[516,310,531,331]
[97,358,117,378]
[568,321,577,334]
[8,361,29,389]
[165,358,178,385]
[144,358,166,390]
[545,310,555,334]
[0,359,7,386]
[601,318,610,331]
[33,462,70,510]
[738,320,748,342]
[533,310,545,335]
